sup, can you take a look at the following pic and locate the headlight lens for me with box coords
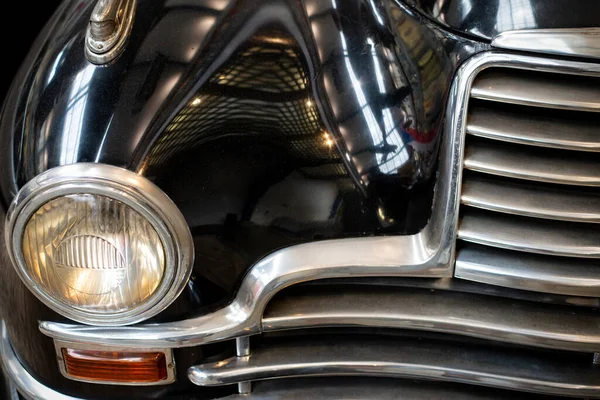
[6,164,194,326]
[22,194,165,313]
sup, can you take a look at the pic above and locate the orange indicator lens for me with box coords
[61,348,168,383]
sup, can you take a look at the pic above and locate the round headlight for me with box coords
[5,164,193,326]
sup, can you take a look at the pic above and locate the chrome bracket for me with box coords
[235,337,252,394]
[85,0,137,65]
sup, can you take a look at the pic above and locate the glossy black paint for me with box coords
[404,0,600,40]
[1,0,484,305]
[0,0,486,397]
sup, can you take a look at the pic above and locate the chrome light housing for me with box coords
[4,164,194,326]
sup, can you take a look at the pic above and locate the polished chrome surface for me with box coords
[1,321,82,400]
[5,163,194,326]
[455,244,600,297]
[236,337,250,357]
[467,104,600,151]
[52,339,176,385]
[348,276,600,308]
[235,337,251,394]
[238,381,252,394]
[40,232,451,348]
[220,378,540,400]
[471,69,600,112]
[38,51,600,348]
[1,369,19,400]
[464,139,600,186]
[458,209,600,258]
[452,52,600,299]
[262,287,600,352]
[188,338,600,397]
[461,174,600,223]
[85,0,136,64]
[493,28,600,60]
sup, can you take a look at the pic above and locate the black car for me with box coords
[1,0,599,398]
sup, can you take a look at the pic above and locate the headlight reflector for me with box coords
[6,164,194,326]
[22,194,165,313]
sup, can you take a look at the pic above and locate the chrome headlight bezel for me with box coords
[4,163,194,326]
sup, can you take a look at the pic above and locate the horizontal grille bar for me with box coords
[455,243,600,297]
[471,69,600,112]
[461,174,600,223]
[459,59,600,300]
[467,104,600,151]
[221,378,564,399]
[262,287,600,352]
[458,208,600,258]
[188,338,600,398]
[464,139,600,186]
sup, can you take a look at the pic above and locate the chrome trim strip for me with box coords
[40,234,448,347]
[262,288,600,352]
[467,103,600,152]
[458,208,600,258]
[471,69,600,112]
[53,340,176,386]
[187,338,600,398]
[1,321,82,400]
[464,138,600,186]
[461,174,600,223]
[5,163,194,326]
[39,51,600,348]
[492,28,600,60]
[455,244,600,297]
[220,378,541,399]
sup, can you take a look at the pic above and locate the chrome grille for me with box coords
[456,66,600,297]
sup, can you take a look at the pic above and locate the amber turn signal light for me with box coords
[61,348,169,383]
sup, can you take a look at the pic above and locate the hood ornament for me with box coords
[85,0,137,65]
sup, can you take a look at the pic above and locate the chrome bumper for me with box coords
[5,320,541,400]
[1,321,81,400]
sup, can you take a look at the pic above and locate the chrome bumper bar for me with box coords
[220,378,555,399]
[189,337,600,398]
[39,234,452,348]
[1,321,81,400]
[42,286,600,352]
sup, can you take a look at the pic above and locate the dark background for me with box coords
[0,3,59,395]
[1,2,61,104]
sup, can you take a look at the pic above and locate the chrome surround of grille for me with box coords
[453,53,600,297]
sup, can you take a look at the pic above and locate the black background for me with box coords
[1,2,61,104]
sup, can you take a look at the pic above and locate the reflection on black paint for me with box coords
[145,28,356,295]
[3,0,483,323]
